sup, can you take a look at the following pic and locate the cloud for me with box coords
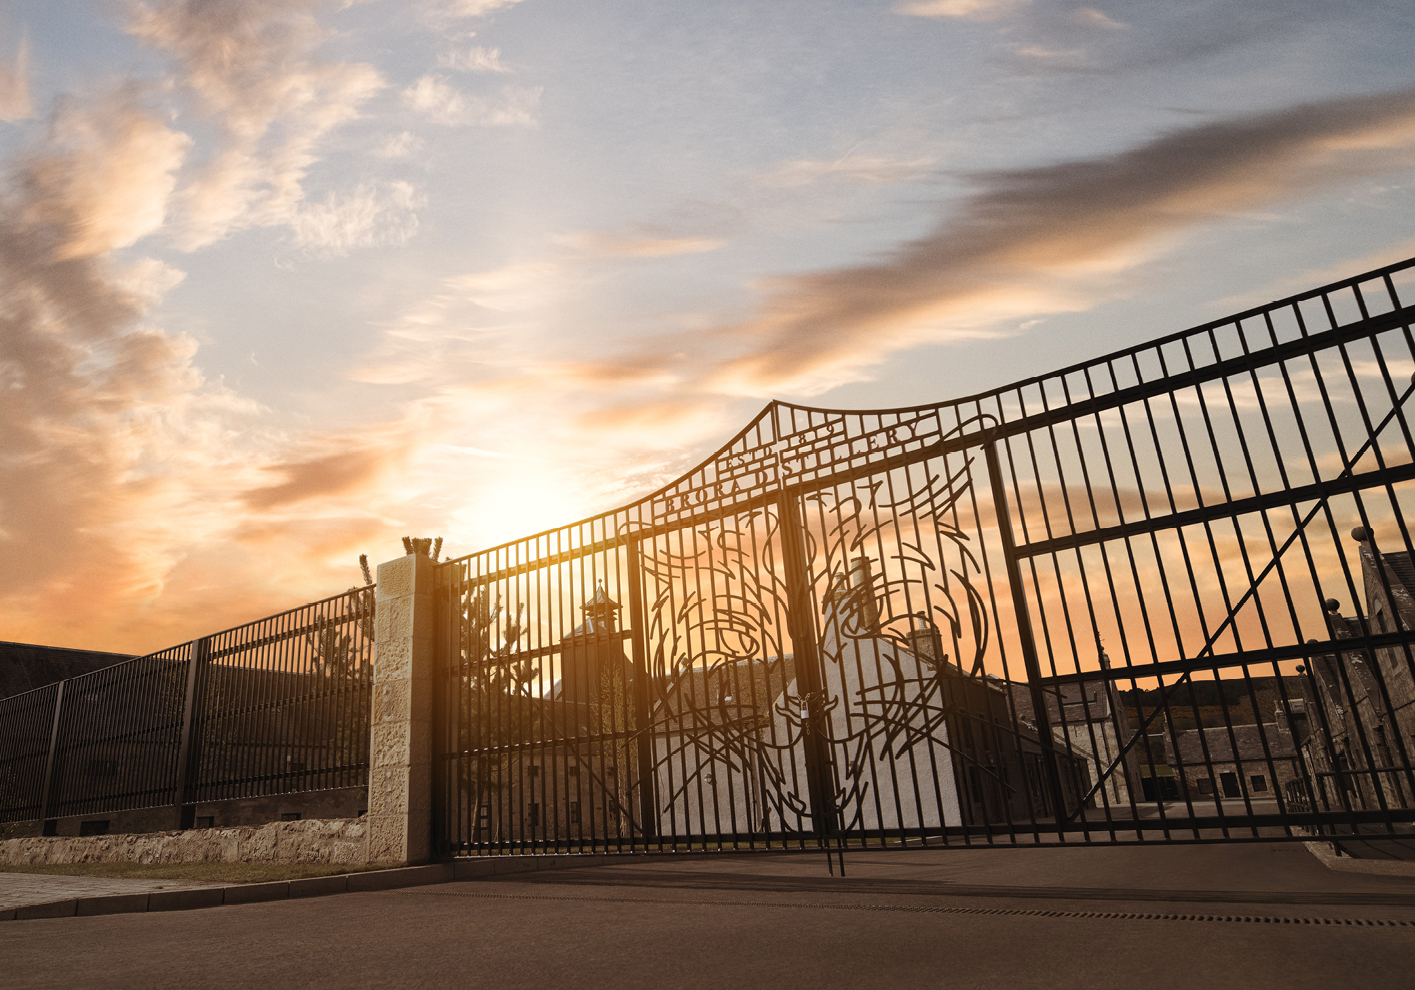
[760,156,935,189]
[708,88,1415,395]
[529,358,683,389]
[404,75,540,126]
[894,0,1028,20]
[0,90,271,649]
[244,446,396,510]
[553,232,727,258]
[1071,7,1128,30]
[289,180,424,256]
[574,397,728,447]
[1016,44,1083,60]
[1209,238,1415,312]
[377,131,424,159]
[348,260,567,386]
[129,0,385,249]
[23,87,191,259]
[447,260,563,311]
[439,45,511,73]
[0,36,31,122]
[429,0,525,18]
[0,74,432,651]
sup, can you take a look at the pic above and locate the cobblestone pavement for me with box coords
[0,873,219,911]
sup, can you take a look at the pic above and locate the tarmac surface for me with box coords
[3,842,1414,990]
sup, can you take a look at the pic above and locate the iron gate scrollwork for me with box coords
[434,255,1415,856]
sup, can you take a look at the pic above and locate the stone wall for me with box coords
[0,818,371,866]
[1,787,368,840]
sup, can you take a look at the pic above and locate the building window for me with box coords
[79,820,110,836]
[528,803,540,827]
[567,766,579,778]
[1250,774,1268,793]
[569,802,580,824]
[281,812,302,822]
[1197,777,1214,795]
[530,765,541,777]
[196,816,214,828]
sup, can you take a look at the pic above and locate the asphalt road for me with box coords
[4,843,1414,990]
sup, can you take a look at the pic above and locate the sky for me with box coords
[2,0,1415,655]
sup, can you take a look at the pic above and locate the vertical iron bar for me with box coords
[432,563,452,857]
[777,489,835,850]
[626,539,659,843]
[985,437,1070,828]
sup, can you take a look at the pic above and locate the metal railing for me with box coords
[0,587,375,828]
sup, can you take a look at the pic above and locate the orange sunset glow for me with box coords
[3,0,1415,660]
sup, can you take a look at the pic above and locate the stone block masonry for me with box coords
[0,818,369,867]
[367,552,436,865]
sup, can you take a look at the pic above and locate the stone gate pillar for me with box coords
[368,552,435,864]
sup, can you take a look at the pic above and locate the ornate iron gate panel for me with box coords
[435,256,1415,855]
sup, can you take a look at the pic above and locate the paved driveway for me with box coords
[3,843,1413,990]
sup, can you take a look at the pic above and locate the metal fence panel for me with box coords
[0,587,375,827]
[0,683,60,824]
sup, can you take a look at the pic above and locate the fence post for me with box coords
[173,637,210,830]
[369,552,436,864]
[38,680,66,835]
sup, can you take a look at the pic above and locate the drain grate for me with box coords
[397,889,1415,927]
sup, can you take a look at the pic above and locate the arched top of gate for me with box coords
[442,395,996,568]
[628,398,989,533]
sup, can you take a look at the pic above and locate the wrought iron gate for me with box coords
[434,256,1415,855]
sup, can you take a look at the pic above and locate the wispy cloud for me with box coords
[243,446,398,511]
[0,86,270,649]
[760,155,935,188]
[439,45,511,73]
[553,231,727,258]
[1070,7,1128,30]
[129,0,385,249]
[289,181,424,256]
[708,88,1415,395]
[0,36,31,122]
[23,86,190,259]
[404,75,540,126]
[377,131,424,159]
[894,0,1029,21]
[427,0,526,20]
